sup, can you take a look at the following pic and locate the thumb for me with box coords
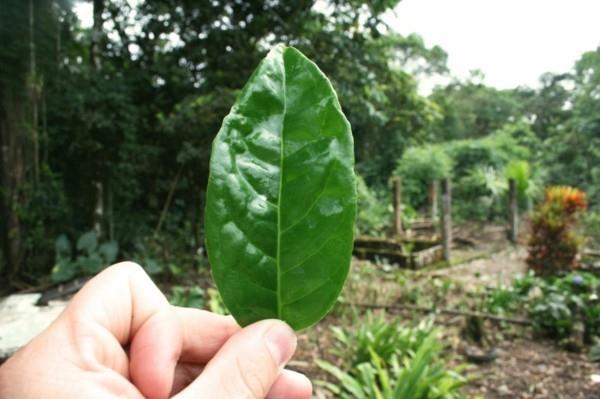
[174,320,296,399]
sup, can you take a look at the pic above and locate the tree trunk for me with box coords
[28,0,40,186]
[392,176,402,235]
[90,0,105,237]
[91,0,104,70]
[0,91,27,279]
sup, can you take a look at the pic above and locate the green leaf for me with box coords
[76,230,98,256]
[51,259,76,283]
[205,45,356,330]
[98,241,119,264]
[54,234,72,260]
[143,258,163,275]
[78,254,103,275]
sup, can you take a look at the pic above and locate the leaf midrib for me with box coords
[276,49,287,319]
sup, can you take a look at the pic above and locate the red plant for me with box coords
[527,186,587,275]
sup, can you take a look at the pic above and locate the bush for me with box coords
[581,211,600,249]
[51,231,119,282]
[394,145,453,210]
[527,186,587,275]
[488,271,600,343]
[356,175,393,236]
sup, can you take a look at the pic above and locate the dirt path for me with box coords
[433,246,528,291]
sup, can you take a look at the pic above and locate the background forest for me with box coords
[1,0,600,288]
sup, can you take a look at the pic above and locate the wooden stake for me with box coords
[508,178,519,243]
[441,178,452,261]
[429,181,438,226]
[392,176,402,235]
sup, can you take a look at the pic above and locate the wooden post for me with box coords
[441,178,452,262]
[392,176,402,235]
[429,181,438,226]
[508,178,519,243]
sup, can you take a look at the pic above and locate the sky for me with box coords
[75,0,600,91]
[388,0,600,90]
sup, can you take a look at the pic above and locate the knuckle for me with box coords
[118,261,144,273]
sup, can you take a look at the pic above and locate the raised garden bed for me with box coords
[353,235,443,269]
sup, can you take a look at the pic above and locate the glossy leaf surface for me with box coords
[205,45,356,330]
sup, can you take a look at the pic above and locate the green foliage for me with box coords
[590,339,600,362]
[430,75,528,140]
[319,325,467,399]
[51,231,119,282]
[205,45,356,330]
[527,187,587,275]
[395,146,453,209]
[207,288,230,316]
[581,211,600,249]
[169,286,205,308]
[447,128,530,179]
[395,127,533,219]
[529,290,579,339]
[486,271,600,343]
[485,285,520,316]
[542,48,600,206]
[16,167,70,276]
[505,160,530,197]
[330,311,435,367]
[356,175,392,236]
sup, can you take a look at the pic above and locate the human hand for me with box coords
[0,262,312,399]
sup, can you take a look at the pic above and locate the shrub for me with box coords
[356,175,393,236]
[51,231,119,282]
[394,145,453,210]
[581,211,600,249]
[491,271,600,343]
[527,186,587,275]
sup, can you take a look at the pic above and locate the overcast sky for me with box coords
[388,0,600,90]
[75,0,600,91]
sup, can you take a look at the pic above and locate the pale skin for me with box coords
[0,262,312,399]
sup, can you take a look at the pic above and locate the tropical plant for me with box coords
[51,231,119,282]
[527,186,587,275]
[486,271,600,343]
[318,329,467,399]
[330,311,435,367]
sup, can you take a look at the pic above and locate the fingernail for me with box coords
[265,322,297,366]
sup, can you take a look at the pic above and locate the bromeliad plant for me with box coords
[318,327,467,399]
[204,45,356,330]
[330,311,435,367]
[527,186,587,275]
